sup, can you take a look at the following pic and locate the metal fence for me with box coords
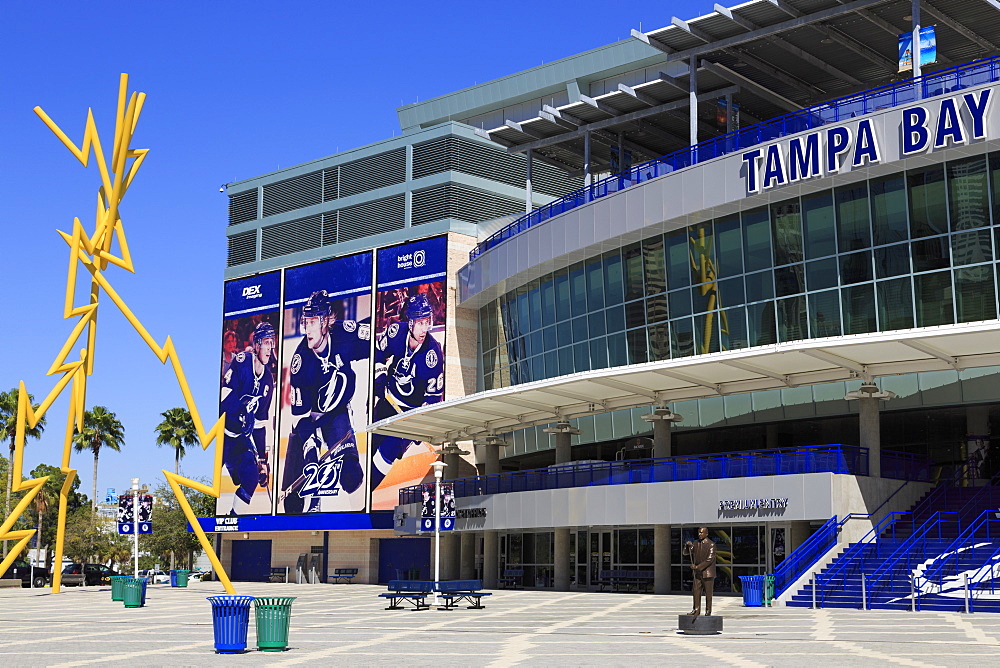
[470,54,1000,261]
[397,444,901,505]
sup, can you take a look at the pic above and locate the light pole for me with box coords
[430,459,447,606]
[131,478,139,579]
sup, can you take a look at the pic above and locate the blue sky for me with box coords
[1,1,719,502]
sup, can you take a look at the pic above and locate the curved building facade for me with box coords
[213,0,1000,596]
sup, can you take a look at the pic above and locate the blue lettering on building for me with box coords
[744,87,995,193]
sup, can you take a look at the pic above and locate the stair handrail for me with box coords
[953,469,1000,521]
[916,509,1000,594]
[966,537,1000,613]
[772,515,837,597]
[816,511,910,606]
[864,510,960,607]
[912,459,978,517]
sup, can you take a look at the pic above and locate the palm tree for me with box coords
[153,407,199,475]
[32,483,50,568]
[72,406,125,510]
[0,388,45,557]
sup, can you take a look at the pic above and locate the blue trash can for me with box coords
[207,596,256,653]
[739,575,764,606]
[170,570,178,587]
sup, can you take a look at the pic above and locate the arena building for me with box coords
[206,0,1000,601]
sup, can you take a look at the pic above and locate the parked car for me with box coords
[61,563,120,586]
[138,569,170,584]
[8,559,49,588]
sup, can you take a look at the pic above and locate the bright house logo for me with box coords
[742,88,993,194]
[413,249,426,268]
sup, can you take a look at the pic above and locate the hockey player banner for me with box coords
[371,236,448,510]
[218,272,281,517]
[276,253,373,514]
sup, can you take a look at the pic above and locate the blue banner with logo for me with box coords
[283,252,373,305]
[898,26,936,73]
[370,236,449,510]
[223,272,281,318]
[275,251,375,515]
[376,235,448,289]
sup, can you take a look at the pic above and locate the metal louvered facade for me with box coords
[228,190,258,225]
[260,214,322,260]
[413,136,581,197]
[262,171,322,217]
[333,194,406,243]
[412,184,524,226]
[227,230,257,266]
[339,148,406,198]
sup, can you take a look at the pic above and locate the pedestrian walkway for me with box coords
[1,582,999,666]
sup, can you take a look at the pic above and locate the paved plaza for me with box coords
[1,582,1000,666]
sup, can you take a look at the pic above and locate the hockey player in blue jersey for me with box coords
[370,293,445,489]
[280,290,371,513]
[221,321,276,515]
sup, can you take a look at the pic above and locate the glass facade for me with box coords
[480,155,1000,392]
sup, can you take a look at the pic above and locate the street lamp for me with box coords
[430,459,447,606]
[131,478,139,579]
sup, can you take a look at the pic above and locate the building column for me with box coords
[689,58,698,148]
[845,382,896,478]
[911,0,922,83]
[583,131,592,188]
[554,527,571,591]
[654,524,670,595]
[525,149,533,213]
[641,407,683,459]
[483,530,499,589]
[460,531,477,580]
[476,437,507,476]
[543,422,581,465]
[440,534,461,580]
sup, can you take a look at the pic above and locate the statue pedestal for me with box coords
[678,614,723,635]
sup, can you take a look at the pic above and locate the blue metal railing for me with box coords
[864,511,960,608]
[469,54,1000,262]
[816,511,912,607]
[773,515,838,598]
[397,444,920,505]
[916,510,1000,608]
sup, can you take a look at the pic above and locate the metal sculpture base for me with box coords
[678,614,723,635]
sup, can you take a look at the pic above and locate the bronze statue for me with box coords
[683,527,716,618]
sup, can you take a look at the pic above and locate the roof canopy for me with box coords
[478,0,1000,175]
[370,321,1000,443]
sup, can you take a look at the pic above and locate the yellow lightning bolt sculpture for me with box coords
[0,74,236,594]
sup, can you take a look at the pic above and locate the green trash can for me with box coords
[764,575,775,607]
[110,576,129,602]
[122,577,148,608]
[175,570,190,588]
[254,596,297,651]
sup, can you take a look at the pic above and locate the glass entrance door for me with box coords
[587,531,613,587]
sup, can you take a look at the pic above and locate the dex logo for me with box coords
[413,249,426,268]
[242,285,262,299]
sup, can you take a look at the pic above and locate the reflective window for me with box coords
[808,290,841,338]
[643,237,666,296]
[803,192,837,259]
[914,271,954,327]
[948,157,989,231]
[480,157,1000,391]
[836,183,872,252]
[908,166,948,238]
[771,200,803,266]
[871,174,908,245]
[955,266,997,322]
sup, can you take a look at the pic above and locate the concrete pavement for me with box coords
[1,582,999,666]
